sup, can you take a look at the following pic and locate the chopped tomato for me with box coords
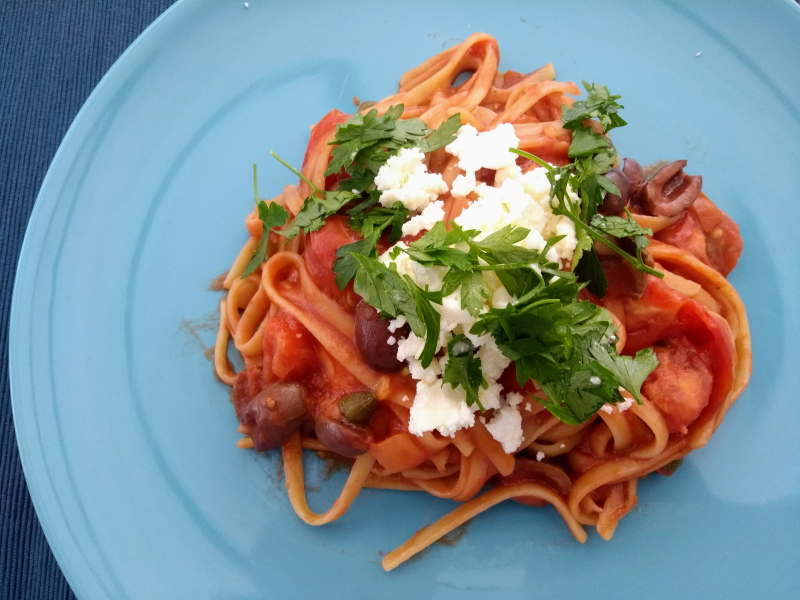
[654,212,710,266]
[304,215,362,308]
[655,194,742,276]
[263,311,318,381]
[642,336,714,434]
[299,110,350,198]
[623,277,735,434]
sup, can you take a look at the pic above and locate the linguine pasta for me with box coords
[213,33,751,570]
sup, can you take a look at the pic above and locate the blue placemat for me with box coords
[0,2,176,598]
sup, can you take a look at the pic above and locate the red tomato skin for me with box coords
[263,311,318,382]
[303,215,361,308]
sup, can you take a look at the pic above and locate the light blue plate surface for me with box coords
[10,1,800,598]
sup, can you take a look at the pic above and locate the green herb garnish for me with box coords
[349,254,442,367]
[470,277,657,424]
[442,334,487,409]
[241,164,290,277]
[510,81,662,298]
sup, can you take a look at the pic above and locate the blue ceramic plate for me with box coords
[11,1,800,598]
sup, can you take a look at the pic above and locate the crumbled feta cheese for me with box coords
[409,380,475,437]
[600,405,613,414]
[397,333,442,383]
[475,338,511,381]
[560,443,566,449]
[551,217,578,260]
[505,392,523,408]
[589,376,601,386]
[402,200,445,237]
[477,380,503,411]
[375,147,448,211]
[485,398,524,453]
[437,289,474,333]
[388,126,584,443]
[387,316,407,333]
[617,397,634,412]
[454,178,547,243]
[536,451,545,462]
[387,336,396,346]
[452,173,578,263]
[445,124,521,197]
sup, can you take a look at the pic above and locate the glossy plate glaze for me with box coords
[10,1,800,598]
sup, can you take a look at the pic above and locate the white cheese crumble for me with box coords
[387,336,396,346]
[445,124,521,197]
[453,168,578,264]
[589,376,601,386]
[379,124,583,446]
[387,316,406,333]
[617,397,634,412]
[375,147,448,212]
[401,200,445,237]
[485,392,524,453]
[409,380,475,437]
[600,405,613,414]
[535,451,545,462]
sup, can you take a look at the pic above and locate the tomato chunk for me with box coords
[655,194,742,276]
[304,215,361,308]
[623,276,735,434]
[642,336,714,434]
[263,311,318,381]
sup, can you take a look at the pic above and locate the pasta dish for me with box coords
[212,33,751,571]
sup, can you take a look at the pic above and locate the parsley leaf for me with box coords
[590,211,653,252]
[470,278,656,425]
[332,202,409,290]
[561,81,627,133]
[400,222,474,271]
[567,127,612,158]
[441,269,490,317]
[279,190,358,241]
[325,106,462,182]
[442,334,487,409]
[350,254,424,332]
[589,345,658,404]
[326,105,427,177]
[573,246,608,298]
[349,203,409,242]
[348,254,442,368]
[418,113,462,153]
[333,231,381,290]
[242,199,290,277]
[405,277,443,368]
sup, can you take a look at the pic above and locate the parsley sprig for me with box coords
[470,278,658,424]
[510,82,662,297]
[265,107,461,287]
[349,253,442,367]
[241,164,290,278]
[384,221,570,317]
[442,334,487,409]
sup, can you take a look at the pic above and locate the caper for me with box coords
[659,458,684,476]
[338,391,378,424]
